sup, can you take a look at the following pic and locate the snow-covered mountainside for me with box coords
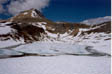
[0,9,111,57]
[0,9,111,74]
[81,16,111,25]
[0,9,82,44]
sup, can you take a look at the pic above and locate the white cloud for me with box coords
[0,0,8,13]
[8,0,50,15]
[0,0,50,15]
[0,5,4,13]
[0,0,7,4]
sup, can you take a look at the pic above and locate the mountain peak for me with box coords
[10,8,45,22]
[21,8,45,18]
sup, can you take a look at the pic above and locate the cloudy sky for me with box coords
[0,0,111,22]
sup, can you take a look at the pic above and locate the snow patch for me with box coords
[0,22,12,26]
[0,49,22,56]
[81,16,111,25]
[0,39,24,48]
[0,26,12,34]
[23,12,28,15]
[31,11,38,18]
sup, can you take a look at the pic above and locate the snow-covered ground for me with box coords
[0,32,110,56]
[76,33,111,54]
[13,42,91,56]
[0,19,111,74]
[0,36,110,74]
[0,56,110,74]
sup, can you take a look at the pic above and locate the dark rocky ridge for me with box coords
[81,21,111,36]
[0,22,45,42]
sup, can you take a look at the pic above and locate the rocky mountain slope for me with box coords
[0,9,91,43]
[0,9,111,57]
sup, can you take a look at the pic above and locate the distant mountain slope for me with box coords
[81,16,111,25]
